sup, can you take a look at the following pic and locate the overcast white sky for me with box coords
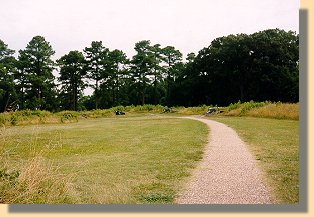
[1,0,299,60]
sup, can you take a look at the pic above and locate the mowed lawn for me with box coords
[1,116,208,204]
[210,116,299,204]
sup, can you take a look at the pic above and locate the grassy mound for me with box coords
[223,101,298,120]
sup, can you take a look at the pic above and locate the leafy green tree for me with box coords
[0,39,17,112]
[3,29,296,111]
[249,29,299,102]
[84,41,109,109]
[57,51,86,111]
[201,34,253,104]
[186,52,196,63]
[176,29,299,106]
[17,36,56,110]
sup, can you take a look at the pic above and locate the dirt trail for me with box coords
[175,117,272,204]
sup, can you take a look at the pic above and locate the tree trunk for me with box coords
[74,85,77,111]
[116,74,119,106]
[112,86,116,107]
[240,85,244,101]
[38,86,42,110]
[141,83,145,105]
[95,80,99,109]
[153,77,157,105]
[166,74,171,105]
[20,86,25,110]
[1,92,10,112]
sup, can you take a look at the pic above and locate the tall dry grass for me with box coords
[1,123,77,204]
[0,102,299,127]
[175,105,209,115]
[246,103,299,120]
[0,156,76,204]
[223,101,299,120]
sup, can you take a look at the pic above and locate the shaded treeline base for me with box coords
[1,29,298,112]
[0,102,299,126]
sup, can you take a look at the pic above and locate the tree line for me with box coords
[0,29,299,112]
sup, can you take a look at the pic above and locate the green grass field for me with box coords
[210,116,299,204]
[1,115,208,203]
[1,106,299,204]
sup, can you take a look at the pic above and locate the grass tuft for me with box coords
[135,182,175,204]
[0,157,75,203]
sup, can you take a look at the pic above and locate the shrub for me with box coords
[124,105,135,112]
[239,101,270,115]
[111,106,126,112]
[227,101,242,111]
[84,109,114,118]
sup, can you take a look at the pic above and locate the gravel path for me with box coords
[175,117,272,204]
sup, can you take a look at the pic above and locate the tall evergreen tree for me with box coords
[84,41,109,109]
[107,49,128,106]
[17,36,56,110]
[150,44,164,105]
[1,29,298,111]
[0,39,17,112]
[57,51,86,111]
[161,46,182,104]
[130,40,155,105]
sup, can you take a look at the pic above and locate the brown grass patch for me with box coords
[0,157,76,204]
[246,103,299,120]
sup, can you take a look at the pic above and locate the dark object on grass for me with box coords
[163,107,172,113]
[63,113,73,118]
[205,107,218,116]
[115,110,125,115]
[81,114,88,118]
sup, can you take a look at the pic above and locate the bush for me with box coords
[132,104,165,112]
[82,109,114,118]
[111,106,126,113]
[239,101,270,115]
[227,101,242,111]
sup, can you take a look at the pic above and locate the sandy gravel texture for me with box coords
[175,117,272,204]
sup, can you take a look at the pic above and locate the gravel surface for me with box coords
[175,117,272,204]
